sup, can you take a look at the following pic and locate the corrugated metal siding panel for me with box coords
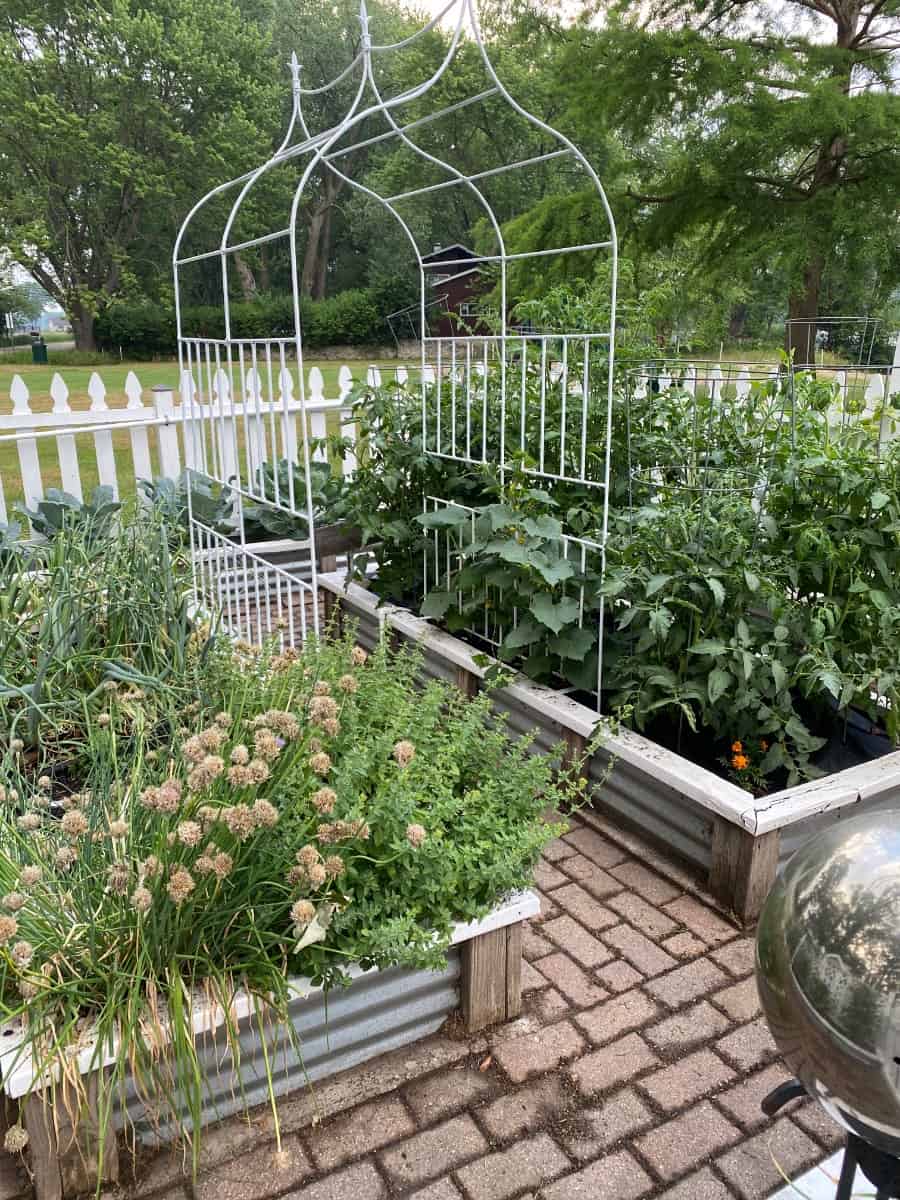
[591,752,714,872]
[117,955,459,1144]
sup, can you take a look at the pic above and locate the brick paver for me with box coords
[378,1115,487,1189]
[638,1048,735,1111]
[543,914,614,967]
[644,1000,730,1053]
[307,1095,414,1170]
[478,1075,569,1141]
[636,1102,742,1180]
[715,1118,819,1198]
[561,1087,654,1160]
[454,1132,570,1199]
[116,822,841,1200]
[493,1019,585,1083]
[542,1149,654,1200]
[571,1032,658,1096]
[535,952,608,1007]
[576,988,660,1047]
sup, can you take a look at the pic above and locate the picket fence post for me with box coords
[152,387,181,481]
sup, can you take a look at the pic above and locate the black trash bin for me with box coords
[31,337,48,365]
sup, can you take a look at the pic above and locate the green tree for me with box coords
[0,0,281,349]
[567,0,900,358]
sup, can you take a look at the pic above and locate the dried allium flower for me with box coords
[290,899,315,927]
[307,862,327,887]
[308,737,323,755]
[196,806,217,830]
[199,726,225,752]
[253,730,281,762]
[97,714,111,728]
[11,941,33,968]
[228,764,253,788]
[230,745,250,766]
[37,775,51,791]
[310,752,332,777]
[55,846,77,871]
[145,749,159,763]
[313,681,332,696]
[167,867,195,906]
[252,799,279,829]
[107,864,129,896]
[393,740,415,767]
[212,852,233,879]
[2,893,26,913]
[17,980,37,1000]
[322,718,340,738]
[297,844,320,867]
[287,865,306,885]
[108,819,128,839]
[223,805,256,842]
[324,855,345,879]
[214,712,233,729]
[196,854,214,875]
[131,885,152,914]
[156,779,183,813]
[338,674,358,694]
[311,787,337,815]
[6,789,18,804]
[0,786,6,804]
[16,813,40,833]
[316,822,338,844]
[102,680,118,693]
[350,646,367,666]
[182,735,206,763]
[248,758,270,785]
[142,854,160,877]
[177,821,202,847]
[140,785,160,811]
[3,1125,28,1154]
[309,695,338,723]
[406,823,427,848]
[266,711,300,740]
[20,866,41,888]
[9,738,24,752]
[0,916,18,945]
[61,810,89,839]
[188,755,225,792]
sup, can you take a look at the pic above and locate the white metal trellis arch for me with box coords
[173,0,618,654]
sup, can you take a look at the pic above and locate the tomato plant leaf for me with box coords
[530,594,581,634]
[708,667,732,704]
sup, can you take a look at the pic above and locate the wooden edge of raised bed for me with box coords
[8,893,537,1200]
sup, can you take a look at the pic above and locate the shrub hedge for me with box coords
[95,290,389,357]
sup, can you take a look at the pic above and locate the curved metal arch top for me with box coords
[173,0,618,341]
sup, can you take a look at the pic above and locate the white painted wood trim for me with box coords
[0,890,537,1099]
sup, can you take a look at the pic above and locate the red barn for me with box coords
[421,244,491,338]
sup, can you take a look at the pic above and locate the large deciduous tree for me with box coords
[567,0,900,358]
[0,0,281,348]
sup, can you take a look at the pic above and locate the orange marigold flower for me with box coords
[731,754,749,771]
[730,740,743,754]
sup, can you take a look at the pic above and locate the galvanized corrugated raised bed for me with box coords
[319,571,900,927]
[3,893,537,1198]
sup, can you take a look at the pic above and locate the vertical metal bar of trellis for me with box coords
[559,339,568,477]
[259,343,280,510]
[435,341,442,455]
[580,339,589,482]
[538,339,547,475]
[481,341,488,465]
[450,342,457,458]
[465,341,472,461]
[520,337,527,459]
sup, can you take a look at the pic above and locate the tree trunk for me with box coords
[785,254,823,365]
[70,301,96,352]
[234,254,258,300]
[301,204,332,300]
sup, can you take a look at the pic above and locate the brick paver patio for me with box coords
[0,809,845,1200]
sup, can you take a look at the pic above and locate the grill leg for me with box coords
[836,1140,858,1200]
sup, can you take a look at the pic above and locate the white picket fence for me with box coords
[0,363,415,524]
[1,351,898,525]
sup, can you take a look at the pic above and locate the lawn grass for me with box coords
[0,357,408,513]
